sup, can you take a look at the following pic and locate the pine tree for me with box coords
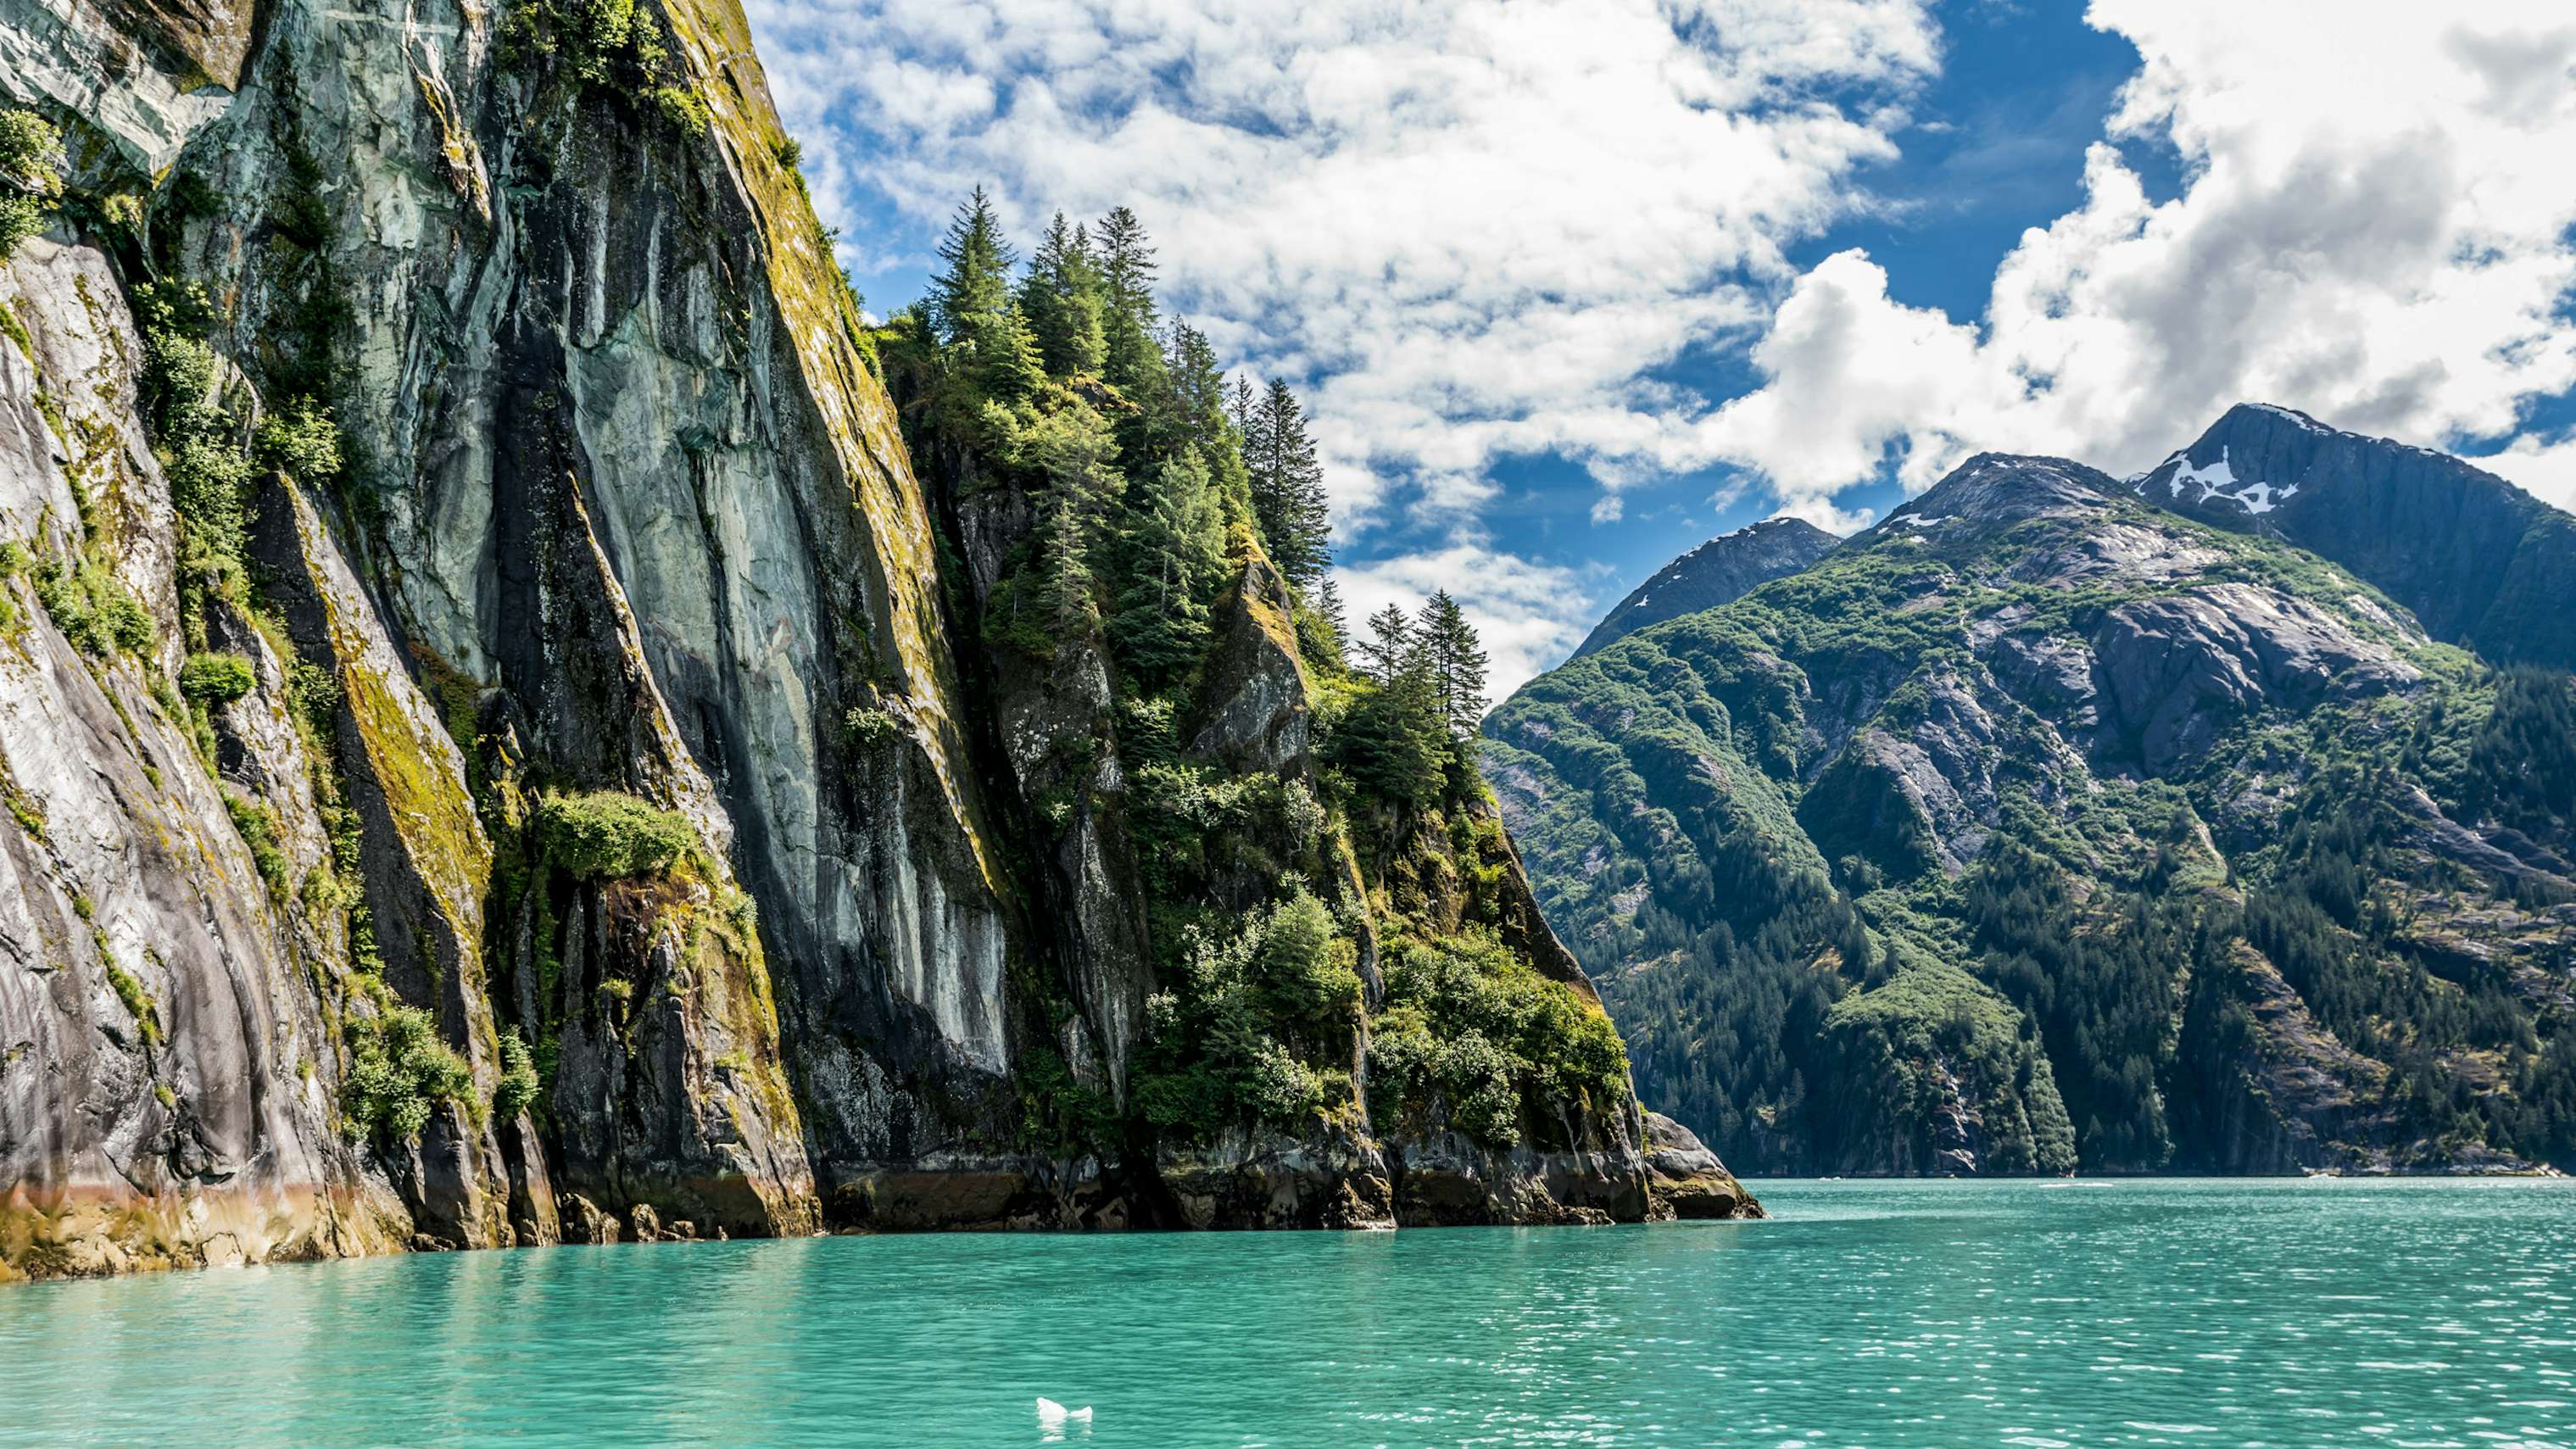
[1095,206,1164,396]
[1292,572,1350,675]
[1358,604,1413,685]
[1415,589,1490,738]
[1316,576,1350,647]
[1108,448,1227,684]
[1018,212,1107,377]
[1164,322,1230,460]
[931,187,1013,348]
[1040,477,1096,633]
[989,399,1125,633]
[1246,378,1331,591]
[1229,375,1260,444]
[1230,374,1267,514]
[1333,627,1451,807]
[930,187,1043,399]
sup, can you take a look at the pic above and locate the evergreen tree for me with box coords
[1332,633,1451,807]
[1246,378,1331,591]
[1164,322,1231,460]
[930,187,1043,399]
[1018,212,1107,377]
[1229,375,1260,446]
[930,187,1013,347]
[1316,576,1351,649]
[1108,448,1227,684]
[988,398,1125,633]
[1095,206,1165,398]
[1415,589,1490,738]
[1229,374,1267,516]
[1358,604,1413,684]
[1292,571,1350,675]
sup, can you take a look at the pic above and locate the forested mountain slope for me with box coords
[1487,449,2576,1176]
[0,0,1744,1284]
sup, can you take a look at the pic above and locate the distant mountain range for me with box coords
[1487,408,2576,1177]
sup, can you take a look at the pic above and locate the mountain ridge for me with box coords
[1487,421,2576,1178]
[1572,516,1840,659]
[2130,402,2576,670]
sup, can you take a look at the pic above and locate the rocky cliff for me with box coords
[1488,446,2576,1178]
[2133,404,2576,672]
[0,0,1746,1283]
[1572,516,1838,660]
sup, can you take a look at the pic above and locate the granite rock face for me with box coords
[0,0,1688,1281]
[1640,1112,1761,1220]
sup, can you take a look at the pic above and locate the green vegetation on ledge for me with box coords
[883,192,1628,1159]
[534,790,702,881]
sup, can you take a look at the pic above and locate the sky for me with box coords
[742,0,2576,702]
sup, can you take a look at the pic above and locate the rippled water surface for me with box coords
[7,1179,2574,1446]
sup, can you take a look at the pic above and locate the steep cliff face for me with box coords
[1490,449,2576,1178]
[0,0,1727,1282]
[2133,404,2576,672]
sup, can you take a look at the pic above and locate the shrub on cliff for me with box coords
[255,400,343,482]
[31,560,153,657]
[180,652,257,705]
[1135,889,1363,1136]
[343,1003,474,1141]
[492,1034,541,1120]
[0,109,60,263]
[536,789,700,879]
[1367,928,1631,1148]
[501,0,708,139]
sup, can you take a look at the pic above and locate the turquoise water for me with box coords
[7,1179,2574,1446]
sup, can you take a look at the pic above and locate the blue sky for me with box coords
[744,0,2576,696]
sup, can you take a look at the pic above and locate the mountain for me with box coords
[1571,517,1840,659]
[0,1,1746,1284]
[1486,447,2576,1178]
[2133,404,2576,670]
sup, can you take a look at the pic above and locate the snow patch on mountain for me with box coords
[2247,403,2328,433]
[2155,447,2298,515]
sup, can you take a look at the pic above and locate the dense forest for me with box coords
[867,192,1629,1160]
[1488,454,2576,1175]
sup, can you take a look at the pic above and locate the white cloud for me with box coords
[1687,1,2576,513]
[742,0,1941,531]
[1333,546,1597,706]
[2489,435,2576,513]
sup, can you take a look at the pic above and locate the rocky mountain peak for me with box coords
[1570,516,1839,658]
[2131,403,2576,668]
[1486,407,2576,1182]
[2133,402,2364,520]
[1869,452,2122,541]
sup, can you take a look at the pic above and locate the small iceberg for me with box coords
[1038,1397,1094,1438]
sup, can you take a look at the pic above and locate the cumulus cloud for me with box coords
[745,0,2576,694]
[1689,1,2576,513]
[743,0,1941,534]
[1332,546,1596,707]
